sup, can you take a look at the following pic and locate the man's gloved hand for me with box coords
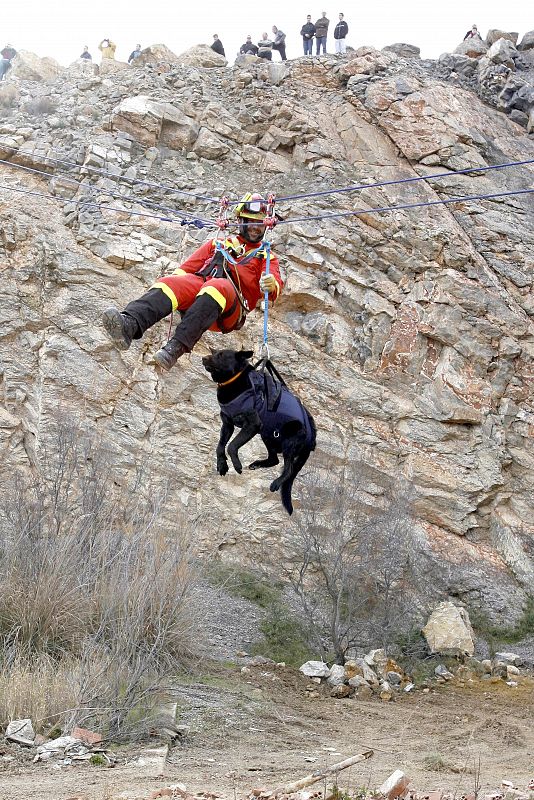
[259,273,277,293]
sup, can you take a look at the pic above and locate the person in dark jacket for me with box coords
[80,46,92,60]
[300,15,316,56]
[211,34,225,56]
[334,13,349,54]
[463,24,481,40]
[272,26,287,60]
[0,44,16,80]
[315,12,329,54]
[128,44,142,63]
[257,33,274,60]
[240,35,258,55]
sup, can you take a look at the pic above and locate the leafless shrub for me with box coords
[23,96,58,116]
[280,460,419,663]
[0,423,204,738]
[0,85,19,109]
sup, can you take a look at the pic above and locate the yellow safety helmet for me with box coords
[234,192,268,221]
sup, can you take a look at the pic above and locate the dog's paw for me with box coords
[270,478,282,493]
[217,459,229,476]
[248,460,260,470]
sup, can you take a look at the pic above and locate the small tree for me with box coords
[281,461,417,663]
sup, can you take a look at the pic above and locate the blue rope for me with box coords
[0,182,215,227]
[0,158,215,226]
[276,158,534,203]
[263,240,271,348]
[276,186,534,225]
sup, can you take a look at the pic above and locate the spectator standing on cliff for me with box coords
[211,34,225,57]
[98,38,116,59]
[80,46,92,60]
[271,26,287,60]
[128,44,142,63]
[300,15,316,56]
[334,13,349,54]
[257,33,274,60]
[0,44,16,80]
[463,24,482,40]
[315,12,329,55]
[240,35,259,55]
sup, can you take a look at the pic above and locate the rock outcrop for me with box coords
[0,41,533,627]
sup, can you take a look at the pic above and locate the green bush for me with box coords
[209,564,282,609]
[470,597,534,654]
[252,602,313,667]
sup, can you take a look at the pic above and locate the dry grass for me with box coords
[0,423,205,739]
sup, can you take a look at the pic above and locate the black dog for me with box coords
[202,349,316,515]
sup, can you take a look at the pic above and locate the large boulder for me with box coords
[383,43,420,59]
[486,29,518,46]
[438,53,478,77]
[422,601,475,657]
[111,95,199,149]
[299,660,330,678]
[487,38,518,68]
[7,50,62,81]
[192,127,229,159]
[518,30,534,51]
[176,44,227,68]
[134,44,181,68]
[453,38,488,59]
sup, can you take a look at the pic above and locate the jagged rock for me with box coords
[192,127,229,159]
[5,719,35,746]
[434,664,454,679]
[487,38,518,68]
[326,664,346,686]
[518,30,534,51]
[330,683,355,698]
[383,43,420,59]
[176,44,227,68]
[494,652,524,666]
[454,39,488,59]
[422,602,475,657]
[379,770,410,799]
[268,62,289,85]
[345,659,379,686]
[299,661,330,678]
[7,50,62,81]
[134,44,181,68]
[438,53,478,77]
[486,30,519,46]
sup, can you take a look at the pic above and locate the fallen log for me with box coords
[270,749,374,796]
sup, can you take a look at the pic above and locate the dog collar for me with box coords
[218,369,245,388]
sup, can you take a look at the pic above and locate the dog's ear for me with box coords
[240,350,254,361]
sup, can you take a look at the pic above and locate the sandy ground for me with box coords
[0,664,532,800]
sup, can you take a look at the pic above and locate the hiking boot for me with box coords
[102,307,139,351]
[152,339,188,371]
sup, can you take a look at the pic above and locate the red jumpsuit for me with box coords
[152,236,283,332]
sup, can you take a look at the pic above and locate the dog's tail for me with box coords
[281,480,295,516]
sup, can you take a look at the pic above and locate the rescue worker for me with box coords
[101,194,283,371]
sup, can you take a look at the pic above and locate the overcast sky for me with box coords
[2,0,532,66]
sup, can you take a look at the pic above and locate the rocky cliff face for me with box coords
[0,40,533,624]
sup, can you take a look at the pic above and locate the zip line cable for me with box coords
[0,157,214,226]
[0,182,217,227]
[1,181,533,229]
[276,157,534,203]
[4,141,534,212]
[275,186,534,225]
[0,144,219,203]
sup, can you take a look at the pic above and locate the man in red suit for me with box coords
[102,194,283,370]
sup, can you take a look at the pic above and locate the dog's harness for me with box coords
[218,368,314,451]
